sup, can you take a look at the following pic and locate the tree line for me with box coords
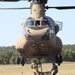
[0,44,75,64]
[62,44,75,61]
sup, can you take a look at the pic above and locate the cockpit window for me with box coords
[25,16,54,28]
[25,17,34,27]
[25,20,34,27]
[35,20,40,26]
[43,16,53,29]
[41,19,49,26]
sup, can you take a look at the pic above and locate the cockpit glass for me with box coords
[25,17,53,28]
[41,19,49,26]
[25,20,34,27]
[35,20,40,26]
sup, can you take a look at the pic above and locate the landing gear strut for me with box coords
[17,55,26,66]
[55,54,62,66]
[21,57,25,66]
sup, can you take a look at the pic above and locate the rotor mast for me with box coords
[31,3,45,19]
[30,0,48,19]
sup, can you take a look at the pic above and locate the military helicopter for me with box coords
[0,0,75,66]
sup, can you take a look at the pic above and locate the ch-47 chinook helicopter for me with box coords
[0,0,75,66]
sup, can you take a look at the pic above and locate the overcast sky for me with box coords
[0,0,75,46]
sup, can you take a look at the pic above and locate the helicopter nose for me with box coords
[41,28,54,40]
[26,27,49,40]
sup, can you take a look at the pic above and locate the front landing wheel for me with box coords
[55,54,62,66]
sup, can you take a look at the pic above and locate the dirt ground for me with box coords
[0,62,75,75]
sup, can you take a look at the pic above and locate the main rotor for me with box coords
[0,0,48,3]
[0,0,75,10]
[28,0,48,4]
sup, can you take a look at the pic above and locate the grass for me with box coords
[0,62,75,75]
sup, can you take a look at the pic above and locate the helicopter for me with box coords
[0,0,75,66]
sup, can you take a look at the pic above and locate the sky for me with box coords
[0,0,75,46]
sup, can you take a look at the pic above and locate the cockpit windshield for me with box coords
[25,20,49,27]
[25,17,52,28]
[25,20,34,27]
[41,19,49,26]
[25,17,34,27]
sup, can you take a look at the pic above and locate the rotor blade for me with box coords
[0,7,30,10]
[0,0,19,1]
[46,6,75,10]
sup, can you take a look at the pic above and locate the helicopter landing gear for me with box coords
[17,56,21,64]
[21,57,25,66]
[17,55,26,66]
[55,54,62,66]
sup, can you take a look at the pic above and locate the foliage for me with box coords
[0,44,75,64]
[62,44,75,61]
[0,46,18,64]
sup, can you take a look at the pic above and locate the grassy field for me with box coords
[0,62,75,75]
